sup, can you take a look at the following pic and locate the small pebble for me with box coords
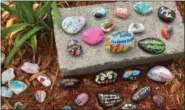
[67,39,83,56]
[1,86,13,98]
[128,23,145,33]
[134,1,152,15]
[101,19,115,32]
[153,95,165,108]
[2,68,15,84]
[122,103,137,110]
[21,62,40,74]
[74,92,88,106]
[1,52,5,65]
[37,75,51,87]
[158,6,176,23]
[114,6,129,18]
[14,102,23,110]
[8,80,27,95]
[34,90,46,103]
[161,25,173,40]
[93,7,106,18]
[63,105,72,110]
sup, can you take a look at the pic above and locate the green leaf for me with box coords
[1,3,19,16]
[52,2,62,28]
[31,35,37,53]
[37,1,53,19]
[5,26,42,67]
[1,23,30,35]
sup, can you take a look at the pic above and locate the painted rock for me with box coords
[59,78,80,88]
[67,39,83,56]
[93,7,106,18]
[122,69,141,81]
[97,93,122,108]
[104,31,136,53]
[153,95,165,108]
[131,86,151,102]
[138,38,165,54]
[122,103,137,110]
[1,52,5,65]
[2,68,15,84]
[147,66,173,82]
[81,27,104,45]
[8,80,27,95]
[134,1,152,15]
[128,23,145,33]
[161,25,173,40]
[63,105,72,110]
[114,6,129,18]
[158,6,176,23]
[1,86,13,98]
[101,19,115,32]
[74,92,88,106]
[95,70,117,85]
[34,90,46,103]
[62,16,85,34]
[37,75,51,87]
[21,62,40,74]
[14,102,23,110]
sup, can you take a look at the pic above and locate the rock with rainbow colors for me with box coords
[101,19,115,32]
[34,90,46,103]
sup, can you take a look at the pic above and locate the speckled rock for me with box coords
[1,86,13,98]
[59,78,80,88]
[93,7,106,18]
[1,52,5,65]
[158,6,176,23]
[101,19,115,32]
[21,62,40,74]
[8,80,27,95]
[122,103,137,110]
[74,92,88,106]
[153,95,165,108]
[128,23,145,33]
[34,90,46,103]
[161,25,173,40]
[122,69,141,81]
[37,75,51,87]
[2,68,15,84]
[134,1,152,15]
[67,39,83,56]
[114,6,129,18]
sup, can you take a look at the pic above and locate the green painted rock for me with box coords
[138,38,165,54]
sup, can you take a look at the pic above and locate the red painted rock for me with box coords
[81,27,104,45]
[74,92,88,106]
[114,6,129,18]
[161,25,173,40]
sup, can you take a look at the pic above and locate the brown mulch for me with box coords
[1,1,185,110]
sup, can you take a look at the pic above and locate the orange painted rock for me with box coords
[161,25,173,40]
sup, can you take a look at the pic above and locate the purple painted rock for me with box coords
[81,27,104,45]
[21,62,40,74]
[74,92,88,106]
[153,95,165,108]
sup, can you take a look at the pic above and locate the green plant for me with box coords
[1,1,62,67]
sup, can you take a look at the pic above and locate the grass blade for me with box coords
[52,2,62,28]
[1,3,19,16]
[31,35,37,53]
[37,1,53,19]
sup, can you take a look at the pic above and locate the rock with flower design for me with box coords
[93,7,106,18]
[114,6,129,18]
[8,80,27,95]
[101,19,115,32]
[67,39,83,56]
[37,75,51,87]
[2,68,15,84]
[161,25,173,40]
[34,90,46,103]
[134,1,152,15]
[1,86,13,98]
[62,16,85,34]
[104,31,136,53]
[122,69,141,81]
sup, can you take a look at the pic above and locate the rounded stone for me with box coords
[122,103,137,110]
[104,31,136,53]
[63,105,72,110]
[101,19,115,32]
[81,27,104,45]
[134,1,152,15]
[21,62,40,74]
[93,7,106,18]
[37,75,51,87]
[114,6,129,18]
[14,102,23,110]
[1,52,5,65]
[147,66,173,82]
[34,90,46,103]
[122,69,141,81]
[158,6,176,23]
[8,80,27,95]
[62,16,86,34]
[1,86,13,98]
[2,68,15,84]
[153,95,165,108]
[161,25,173,40]
[59,78,80,88]
[67,39,83,56]
[74,92,88,106]
[128,23,145,33]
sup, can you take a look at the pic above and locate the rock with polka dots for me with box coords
[67,40,83,56]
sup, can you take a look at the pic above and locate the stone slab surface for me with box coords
[53,2,184,76]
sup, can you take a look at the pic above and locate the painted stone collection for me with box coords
[161,25,173,40]
[101,19,115,32]
[158,6,176,23]
[67,39,83,56]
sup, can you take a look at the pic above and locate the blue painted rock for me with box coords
[158,6,176,23]
[67,39,83,56]
[128,23,145,33]
[21,62,40,74]
[104,31,136,53]
[8,80,27,95]
[138,38,165,54]
[131,86,151,102]
[34,90,46,103]
[59,78,80,88]
[1,86,13,98]
[161,25,173,40]
[101,19,115,32]
[134,1,152,15]
[93,7,106,18]
[95,70,117,85]
[37,75,51,87]
[63,105,72,110]
[122,103,137,110]
[97,93,122,108]
[1,52,5,65]
[74,92,88,106]
[2,68,15,84]
[122,69,141,81]
[14,102,23,110]
[153,95,165,108]
[62,16,85,34]
[147,66,173,82]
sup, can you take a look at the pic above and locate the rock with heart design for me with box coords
[147,66,173,82]
[21,62,40,74]
[1,52,5,65]
[158,6,176,23]
[153,95,165,108]
[122,103,137,110]
[161,25,173,40]
[2,68,15,84]
[1,86,13,98]
[128,23,145,33]
[62,16,85,34]
[59,78,80,88]
[101,19,115,32]
[74,92,89,106]
[67,39,83,56]
[34,90,46,103]
[134,1,152,15]
[8,80,27,95]
[122,69,141,81]
[37,75,51,87]
[93,7,106,18]
[114,6,129,18]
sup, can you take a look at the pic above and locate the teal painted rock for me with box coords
[1,86,13,98]
[8,80,27,95]
[138,38,165,54]
[2,68,15,84]
[63,105,72,110]
[93,7,106,18]
[122,69,141,81]
[104,31,136,53]
[14,102,23,110]
[34,90,46,103]
[134,1,152,15]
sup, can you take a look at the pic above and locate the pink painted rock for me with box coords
[74,92,88,106]
[81,27,104,45]
[114,6,129,18]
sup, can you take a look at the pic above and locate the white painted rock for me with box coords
[2,68,15,84]
[8,80,27,95]
[147,66,173,82]
[1,86,13,98]
[21,62,40,74]
[62,16,85,34]
[1,52,5,65]
[37,75,51,87]
[128,23,145,33]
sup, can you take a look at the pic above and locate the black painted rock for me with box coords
[131,86,151,102]
[59,78,80,88]
[158,6,176,23]
[138,38,165,54]
[97,93,122,108]
[122,103,137,110]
